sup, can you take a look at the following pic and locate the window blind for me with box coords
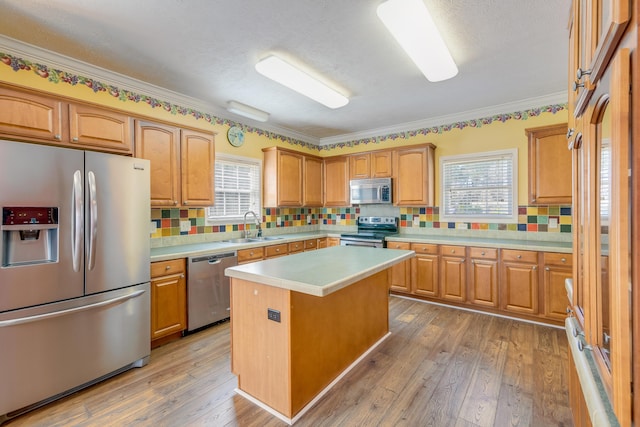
[441,150,516,221]
[207,156,261,222]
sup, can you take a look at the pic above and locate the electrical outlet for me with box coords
[150,221,157,234]
[413,215,420,227]
[180,220,191,232]
[267,308,281,323]
[276,216,282,226]
[549,217,559,228]
[307,214,312,225]
[456,222,467,229]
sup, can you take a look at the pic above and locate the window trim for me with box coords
[439,148,518,224]
[206,153,262,226]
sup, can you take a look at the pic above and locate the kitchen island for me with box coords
[225,246,414,424]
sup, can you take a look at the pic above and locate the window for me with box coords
[440,149,518,223]
[207,154,261,224]
[599,138,610,222]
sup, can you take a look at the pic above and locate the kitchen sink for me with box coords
[249,236,283,242]
[222,238,252,243]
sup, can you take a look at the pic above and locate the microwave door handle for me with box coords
[71,170,83,272]
[377,186,382,201]
[87,171,98,271]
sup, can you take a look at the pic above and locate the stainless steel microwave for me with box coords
[349,178,392,204]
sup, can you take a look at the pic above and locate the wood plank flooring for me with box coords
[5,296,573,427]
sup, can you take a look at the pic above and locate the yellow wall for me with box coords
[0,58,568,206]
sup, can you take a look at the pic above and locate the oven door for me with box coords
[339,237,383,248]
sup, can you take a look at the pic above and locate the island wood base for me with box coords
[230,269,390,421]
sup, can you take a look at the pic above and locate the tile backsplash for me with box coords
[150,204,571,244]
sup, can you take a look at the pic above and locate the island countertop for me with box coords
[224,246,414,297]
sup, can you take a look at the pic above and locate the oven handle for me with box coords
[340,239,383,248]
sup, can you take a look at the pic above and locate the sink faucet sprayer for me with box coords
[243,211,262,238]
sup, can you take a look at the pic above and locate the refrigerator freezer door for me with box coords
[84,152,150,295]
[0,140,84,312]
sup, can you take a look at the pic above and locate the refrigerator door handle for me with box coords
[87,171,98,271]
[0,289,146,328]
[72,170,84,272]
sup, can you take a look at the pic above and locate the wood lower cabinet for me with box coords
[324,156,350,207]
[289,241,304,254]
[303,239,318,251]
[468,247,499,308]
[543,252,573,321]
[317,238,328,249]
[265,244,288,258]
[327,237,341,247]
[150,259,187,347]
[439,245,466,302]
[238,247,264,264]
[500,249,539,315]
[411,243,439,297]
[135,121,215,207]
[388,241,411,292]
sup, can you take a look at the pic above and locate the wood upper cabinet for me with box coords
[439,245,466,302]
[68,103,133,154]
[393,144,435,206]
[526,123,571,205]
[349,151,392,179]
[135,121,215,207]
[303,155,323,206]
[500,249,539,315]
[135,120,180,206]
[468,247,499,308]
[387,241,411,293]
[180,129,215,206]
[324,156,350,207]
[411,243,439,297]
[263,147,323,207]
[150,259,187,344]
[0,85,65,143]
[543,252,572,321]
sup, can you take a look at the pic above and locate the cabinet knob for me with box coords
[276,248,280,252]
[165,265,171,270]
[451,249,455,253]
[532,266,537,271]
[576,68,592,80]
[249,251,254,256]
[471,260,475,264]
[180,274,185,278]
[461,258,465,263]
[184,201,189,205]
[545,267,550,271]
[572,80,584,92]
[517,255,522,259]
[481,251,485,256]
[561,257,566,263]
[173,201,178,206]
[566,128,575,139]
[72,136,79,142]
[54,134,62,140]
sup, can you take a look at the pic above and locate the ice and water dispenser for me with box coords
[1,207,59,267]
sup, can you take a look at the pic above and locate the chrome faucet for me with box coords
[243,210,262,238]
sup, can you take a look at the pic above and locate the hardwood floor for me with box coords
[6,296,573,427]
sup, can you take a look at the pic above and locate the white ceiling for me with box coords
[0,0,570,145]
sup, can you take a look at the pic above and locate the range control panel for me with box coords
[2,207,59,225]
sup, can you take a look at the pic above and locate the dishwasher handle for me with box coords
[189,251,237,264]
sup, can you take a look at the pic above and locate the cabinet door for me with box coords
[303,155,323,206]
[500,261,539,315]
[324,156,350,207]
[327,237,341,247]
[393,145,435,205]
[180,129,215,206]
[388,242,411,293]
[469,259,498,307]
[151,271,186,341]
[0,86,65,143]
[135,120,181,207]
[440,256,466,302]
[371,151,392,177]
[412,254,439,297]
[69,103,133,154]
[349,153,370,179]
[544,264,572,321]
[527,123,571,204]
[278,150,303,206]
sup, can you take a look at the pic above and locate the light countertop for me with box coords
[224,245,414,297]
[387,233,573,253]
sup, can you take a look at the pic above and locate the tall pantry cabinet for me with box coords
[566,0,636,425]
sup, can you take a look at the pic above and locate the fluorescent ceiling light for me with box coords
[255,55,349,109]
[377,0,458,82]
[227,100,270,122]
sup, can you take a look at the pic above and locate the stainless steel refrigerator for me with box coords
[0,140,151,423]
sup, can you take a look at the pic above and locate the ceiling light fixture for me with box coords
[377,0,458,82]
[226,100,270,122]
[255,55,349,109]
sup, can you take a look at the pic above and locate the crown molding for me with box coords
[318,91,568,146]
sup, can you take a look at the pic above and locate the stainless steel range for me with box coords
[340,216,399,248]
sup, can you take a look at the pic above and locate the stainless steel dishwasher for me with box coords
[187,251,237,332]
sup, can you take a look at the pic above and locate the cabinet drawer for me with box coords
[543,252,573,267]
[151,258,186,278]
[238,247,264,263]
[469,247,498,260]
[265,244,288,258]
[304,239,317,250]
[441,245,465,257]
[387,241,410,250]
[289,241,304,253]
[410,243,438,255]
[502,249,538,263]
